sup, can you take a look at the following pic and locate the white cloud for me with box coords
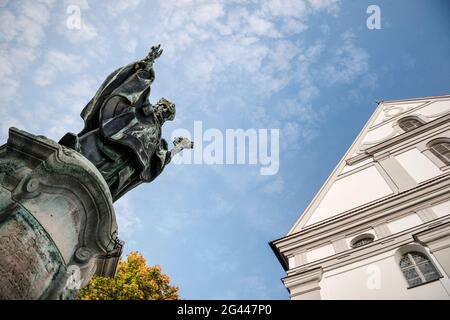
[0,1,53,82]
[0,115,25,143]
[114,195,143,242]
[123,38,138,53]
[0,0,54,140]
[107,0,141,16]
[0,10,18,41]
[58,0,108,60]
[10,74,98,141]
[192,2,225,24]
[33,50,87,86]
[280,17,309,34]
[262,0,308,18]
[248,14,281,37]
[308,0,340,14]
[321,31,370,86]
[59,18,99,44]
[262,176,285,194]
[143,1,358,153]
[149,0,345,105]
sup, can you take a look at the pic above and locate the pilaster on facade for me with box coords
[415,222,450,278]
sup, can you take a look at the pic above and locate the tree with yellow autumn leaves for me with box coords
[78,251,179,300]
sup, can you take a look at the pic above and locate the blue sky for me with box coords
[0,0,449,299]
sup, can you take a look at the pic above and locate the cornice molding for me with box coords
[285,215,450,277]
[272,172,450,255]
[415,222,450,252]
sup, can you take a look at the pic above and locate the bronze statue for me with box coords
[60,45,193,201]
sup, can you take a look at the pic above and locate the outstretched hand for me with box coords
[173,137,194,150]
[145,44,163,63]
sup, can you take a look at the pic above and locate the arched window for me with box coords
[398,116,424,132]
[427,138,450,165]
[350,234,375,249]
[399,252,440,288]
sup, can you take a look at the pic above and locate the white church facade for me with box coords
[270,94,450,299]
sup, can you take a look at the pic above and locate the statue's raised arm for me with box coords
[143,44,163,67]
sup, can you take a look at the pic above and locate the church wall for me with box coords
[279,206,450,299]
[304,166,393,226]
[362,98,450,148]
[320,248,450,300]
[371,101,425,127]
[431,200,450,218]
[283,203,450,270]
[387,213,423,234]
[394,148,442,183]
[292,96,450,232]
[272,95,450,300]
[306,244,335,263]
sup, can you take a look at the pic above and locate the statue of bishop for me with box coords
[60,45,193,201]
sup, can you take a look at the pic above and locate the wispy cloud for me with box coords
[148,0,342,96]
[114,195,143,245]
[33,50,87,86]
[321,31,370,86]
[0,1,53,98]
[262,176,285,194]
[135,0,374,155]
[195,246,238,274]
[0,0,54,141]
[106,0,141,17]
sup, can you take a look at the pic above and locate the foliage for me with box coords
[78,251,179,300]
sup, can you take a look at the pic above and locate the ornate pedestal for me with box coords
[0,128,123,299]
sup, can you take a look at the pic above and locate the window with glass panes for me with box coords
[399,252,440,288]
[398,117,424,132]
[428,140,450,165]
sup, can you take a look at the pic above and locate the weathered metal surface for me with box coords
[59,45,193,202]
[0,128,123,299]
[0,198,64,299]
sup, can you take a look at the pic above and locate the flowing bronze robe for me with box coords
[65,59,171,201]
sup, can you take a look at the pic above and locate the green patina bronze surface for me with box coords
[59,45,193,202]
[0,128,123,299]
[0,186,65,299]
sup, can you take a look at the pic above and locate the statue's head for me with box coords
[154,97,176,123]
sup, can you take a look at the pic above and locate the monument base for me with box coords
[0,128,123,299]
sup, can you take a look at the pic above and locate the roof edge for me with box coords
[378,93,450,104]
